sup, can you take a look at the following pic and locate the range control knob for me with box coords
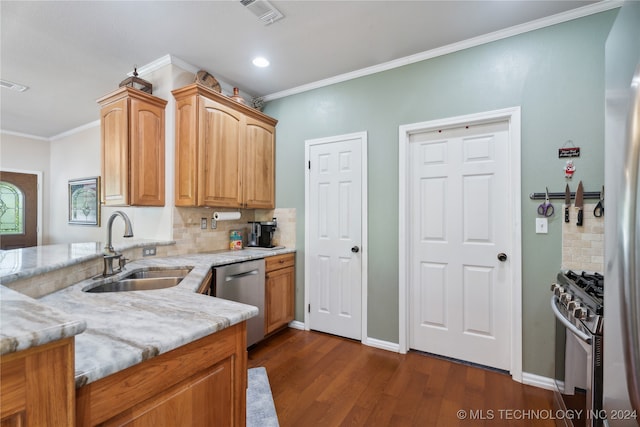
[550,283,559,292]
[573,306,587,320]
[560,293,574,304]
[554,286,565,297]
[567,300,578,311]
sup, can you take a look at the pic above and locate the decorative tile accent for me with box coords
[562,203,604,272]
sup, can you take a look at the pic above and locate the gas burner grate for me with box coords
[560,270,605,315]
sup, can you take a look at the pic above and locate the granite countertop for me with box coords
[0,240,176,285]
[0,286,87,354]
[0,244,295,387]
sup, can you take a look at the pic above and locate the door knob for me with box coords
[497,253,508,262]
[351,246,360,253]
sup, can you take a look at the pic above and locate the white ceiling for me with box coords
[1,0,611,139]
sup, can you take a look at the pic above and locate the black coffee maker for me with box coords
[248,218,277,248]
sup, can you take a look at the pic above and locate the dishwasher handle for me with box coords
[224,269,260,282]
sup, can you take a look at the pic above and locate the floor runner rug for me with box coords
[247,367,279,427]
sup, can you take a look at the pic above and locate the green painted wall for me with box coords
[264,10,617,377]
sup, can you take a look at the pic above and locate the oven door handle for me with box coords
[551,295,592,344]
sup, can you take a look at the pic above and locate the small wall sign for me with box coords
[559,140,580,158]
[559,147,581,158]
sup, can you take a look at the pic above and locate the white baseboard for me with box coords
[285,322,400,353]
[288,320,305,330]
[522,372,559,391]
[363,337,400,353]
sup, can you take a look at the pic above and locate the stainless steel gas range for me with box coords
[551,270,605,427]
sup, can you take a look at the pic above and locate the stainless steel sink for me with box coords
[84,267,193,293]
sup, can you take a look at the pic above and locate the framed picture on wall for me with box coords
[68,177,101,226]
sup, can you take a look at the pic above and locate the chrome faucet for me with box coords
[103,211,134,276]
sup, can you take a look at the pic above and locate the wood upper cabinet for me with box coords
[265,253,295,335]
[173,84,277,209]
[98,87,167,206]
[199,95,243,207]
[244,117,276,209]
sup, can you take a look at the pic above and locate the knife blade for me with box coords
[575,181,584,226]
[564,184,571,223]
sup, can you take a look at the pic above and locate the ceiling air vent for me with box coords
[240,0,284,25]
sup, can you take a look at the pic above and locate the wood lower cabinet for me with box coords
[98,87,167,206]
[197,269,214,295]
[265,253,295,335]
[0,338,75,427]
[173,83,277,209]
[76,323,247,427]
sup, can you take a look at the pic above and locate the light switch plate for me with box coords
[536,217,548,234]
[201,218,207,229]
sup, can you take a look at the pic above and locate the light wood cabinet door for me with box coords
[98,87,167,207]
[129,97,165,206]
[174,94,198,206]
[265,253,295,335]
[100,357,233,427]
[199,96,244,208]
[101,97,129,206]
[244,117,275,209]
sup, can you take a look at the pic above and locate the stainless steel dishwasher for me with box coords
[213,259,265,347]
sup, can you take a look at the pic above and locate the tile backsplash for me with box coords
[562,202,604,273]
[169,207,296,256]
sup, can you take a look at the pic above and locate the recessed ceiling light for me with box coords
[0,79,29,92]
[252,57,270,68]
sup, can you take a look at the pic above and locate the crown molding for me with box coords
[49,120,100,141]
[133,54,200,77]
[0,129,50,141]
[263,0,623,102]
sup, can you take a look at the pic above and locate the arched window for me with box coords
[0,181,25,235]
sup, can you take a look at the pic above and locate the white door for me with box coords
[307,133,364,340]
[409,120,511,370]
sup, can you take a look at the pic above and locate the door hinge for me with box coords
[308,303,311,313]
[308,161,311,169]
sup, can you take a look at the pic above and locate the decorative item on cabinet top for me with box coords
[230,87,247,105]
[173,83,277,125]
[195,70,221,93]
[119,67,152,94]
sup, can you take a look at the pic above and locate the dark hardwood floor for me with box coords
[248,328,557,427]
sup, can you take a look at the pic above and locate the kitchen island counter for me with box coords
[1,247,295,387]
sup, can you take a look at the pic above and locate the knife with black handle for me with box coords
[575,181,584,226]
[564,184,571,223]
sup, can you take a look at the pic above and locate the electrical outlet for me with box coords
[201,218,207,229]
[536,217,548,234]
[211,218,217,229]
[142,247,157,257]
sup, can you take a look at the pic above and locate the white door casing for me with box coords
[399,107,522,380]
[305,132,368,341]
